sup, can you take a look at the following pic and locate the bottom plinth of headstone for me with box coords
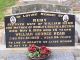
[6,51,74,60]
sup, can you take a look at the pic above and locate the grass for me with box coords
[0,0,16,22]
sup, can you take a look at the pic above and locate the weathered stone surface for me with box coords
[7,53,28,60]
[7,51,74,60]
[12,4,71,14]
[76,57,80,60]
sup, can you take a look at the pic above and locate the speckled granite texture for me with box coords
[7,51,74,60]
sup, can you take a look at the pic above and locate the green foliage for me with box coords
[0,0,16,22]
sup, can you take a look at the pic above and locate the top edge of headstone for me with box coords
[5,11,75,17]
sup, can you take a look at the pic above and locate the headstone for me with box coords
[5,12,75,48]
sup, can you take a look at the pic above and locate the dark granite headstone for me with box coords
[5,12,75,48]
